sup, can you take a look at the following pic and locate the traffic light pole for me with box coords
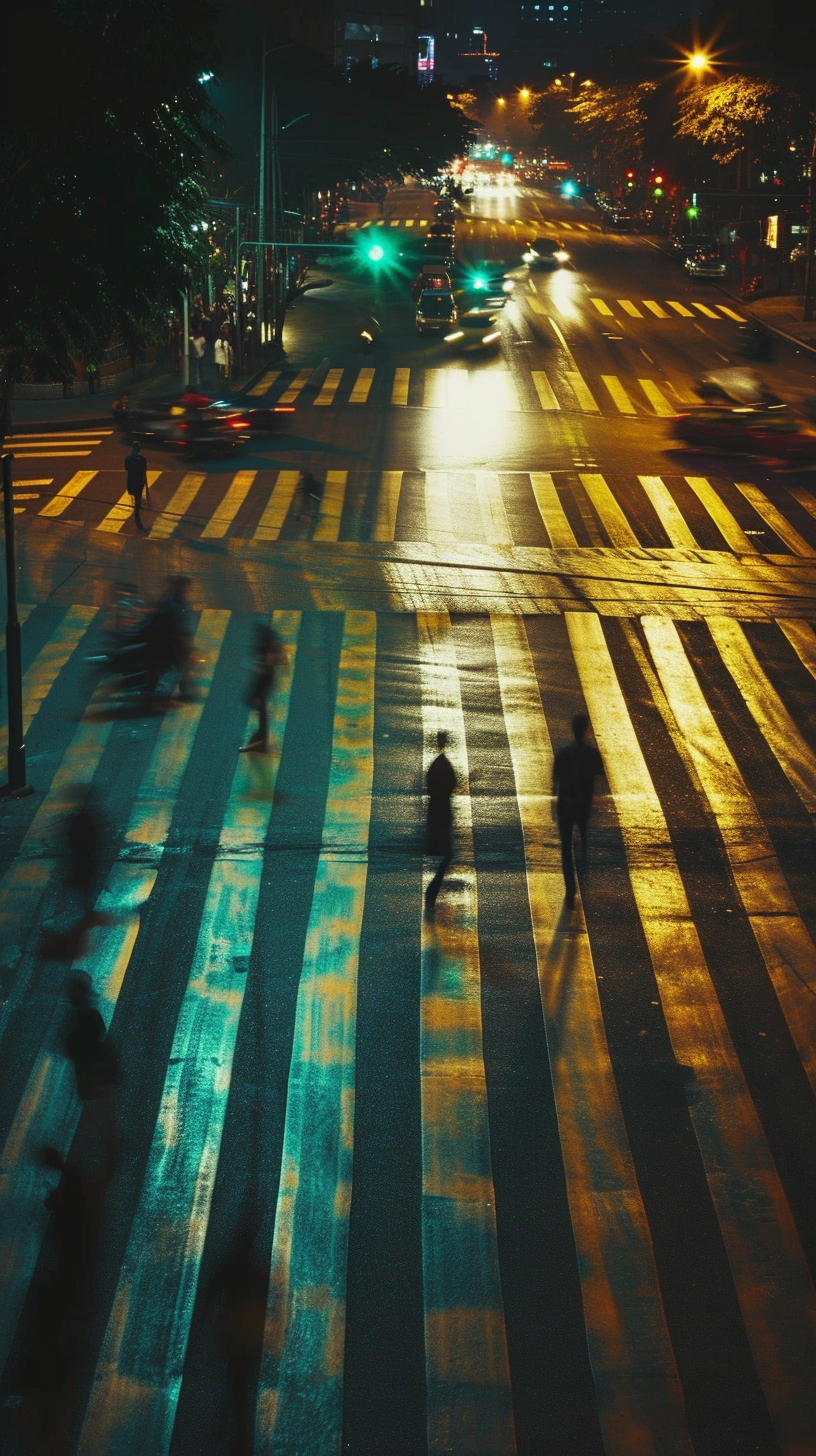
[235,237,378,367]
[1,453,33,799]
[803,129,816,322]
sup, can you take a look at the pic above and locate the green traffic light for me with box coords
[368,244,385,262]
[654,187,664,198]
[687,205,698,218]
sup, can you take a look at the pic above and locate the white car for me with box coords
[685,248,727,277]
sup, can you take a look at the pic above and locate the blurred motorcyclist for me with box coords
[145,576,193,707]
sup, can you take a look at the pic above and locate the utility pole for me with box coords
[1,454,33,798]
[258,34,268,347]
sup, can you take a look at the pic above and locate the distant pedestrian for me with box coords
[214,334,233,383]
[552,713,604,909]
[124,441,148,531]
[145,575,194,707]
[240,623,286,754]
[190,329,206,385]
[296,471,323,524]
[425,729,457,914]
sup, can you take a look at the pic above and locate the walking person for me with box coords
[425,729,457,914]
[190,329,206,386]
[239,622,286,754]
[552,712,604,910]
[214,333,233,384]
[124,440,149,531]
[296,471,323,524]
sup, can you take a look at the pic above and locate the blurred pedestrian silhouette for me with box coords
[66,973,120,1172]
[552,713,604,910]
[40,787,109,961]
[16,1145,109,1452]
[145,575,193,708]
[425,730,457,914]
[239,623,286,754]
[296,471,323,524]
[205,1225,268,1456]
[123,440,149,531]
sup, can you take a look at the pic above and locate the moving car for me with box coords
[423,237,455,268]
[672,373,816,464]
[427,221,455,240]
[461,262,515,309]
[411,266,452,301]
[524,237,569,267]
[118,393,251,453]
[416,291,457,334]
[685,247,727,278]
[442,308,502,353]
[602,211,635,233]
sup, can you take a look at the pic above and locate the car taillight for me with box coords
[273,406,296,414]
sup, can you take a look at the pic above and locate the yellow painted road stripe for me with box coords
[532,370,560,409]
[777,618,816,681]
[419,218,428,227]
[10,430,112,440]
[707,617,816,812]
[529,471,577,547]
[717,305,746,321]
[405,218,414,227]
[13,479,53,486]
[247,368,281,397]
[565,370,599,413]
[148,472,205,539]
[684,476,757,554]
[257,612,375,1455]
[643,300,670,318]
[391,367,410,405]
[637,475,698,548]
[253,469,301,542]
[691,301,719,319]
[79,614,300,1456]
[786,484,816,525]
[313,469,348,542]
[372,470,403,541]
[315,367,343,405]
[424,370,448,409]
[732,481,816,557]
[424,470,454,540]
[528,294,547,315]
[0,612,229,1378]
[667,300,694,317]
[0,605,98,776]
[493,616,692,1456]
[278,368,312,404]
[601,375,636,414]
[618,299,643,317]
[476,471,513,544]
[579,473,640,548]
[418,612,516,1455]
[38,469,97,517]
[12,452,93,460]
[96,472,161,533]
[638,379,675,417]
[349,366,375,403]
[642,618,816,1098]
[200,469,257,539]
[390,218,400,226]
[591,298,614,316]
[573,611,816,1456]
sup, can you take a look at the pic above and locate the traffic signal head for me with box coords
[625,170,635,180]
[653,187,664,198]
[686,204,698,218]
[368,243,385,262]
[653,174,664,186]
[355,229,396,270]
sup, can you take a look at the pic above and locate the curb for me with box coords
[715,292,816,360]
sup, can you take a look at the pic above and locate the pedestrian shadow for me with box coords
[238,753,277,802]
[540,902,581,1060]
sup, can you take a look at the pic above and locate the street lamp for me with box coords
[687,51,710,75]
[519,88,531,102]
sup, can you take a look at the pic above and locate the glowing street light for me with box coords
[687,51,710,74]
[519,87,531,102]
[497,96,506,107]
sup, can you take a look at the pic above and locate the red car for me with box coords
[671,404,816,466]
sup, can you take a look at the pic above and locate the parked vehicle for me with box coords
[685,247,727,278]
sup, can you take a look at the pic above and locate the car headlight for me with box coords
[555,250,569,263]
[502,280,514,292]
[482,331,501,343]
[444,331,464,342]
[522,251,535,263]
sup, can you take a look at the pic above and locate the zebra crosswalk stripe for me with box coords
[579,472,640,548]
[638,475,698,549]
[148,472,205,539]
[492,615,693,1456]
[641,617,816,1099]
[78,612,301,1456]
[684,476,757,554]
[529,471,577,547]
[418,612,516,1455]
[372,469,403,541]
[313,469,348,541]
[570,611,816,1456]
[38,469,97,517]
[257,611,375,1453]
[96,472,161,533]
[253,469,300,541]
[0,611,230,1378]
[201,469,257,539]
[476,471,513,544]
[601,374,636,414]
[733,481,816,558]
[0,604,97,776]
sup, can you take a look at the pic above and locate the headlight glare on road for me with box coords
[444,330,464,342]
[482,331,501,343]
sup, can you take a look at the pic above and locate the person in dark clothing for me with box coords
[425,730,457,913]
[124,441,148,530]
[239,623,286,754]
[144,576,193,706]
[552,713,604,909]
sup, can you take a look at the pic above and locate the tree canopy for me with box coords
[1,0,224,382]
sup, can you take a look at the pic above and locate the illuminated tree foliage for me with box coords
[675,76,776,165]
[570,82,656,176]
[0,0,224,387]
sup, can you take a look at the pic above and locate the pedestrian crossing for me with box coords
[588,298,744,324]
[14,463,816,559]
[1,604,816,1454]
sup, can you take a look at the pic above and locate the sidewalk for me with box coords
[742,294,816,354]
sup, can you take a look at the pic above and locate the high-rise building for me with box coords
[335,0,433,75]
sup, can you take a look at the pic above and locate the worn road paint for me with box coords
[256,610,375,1455]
